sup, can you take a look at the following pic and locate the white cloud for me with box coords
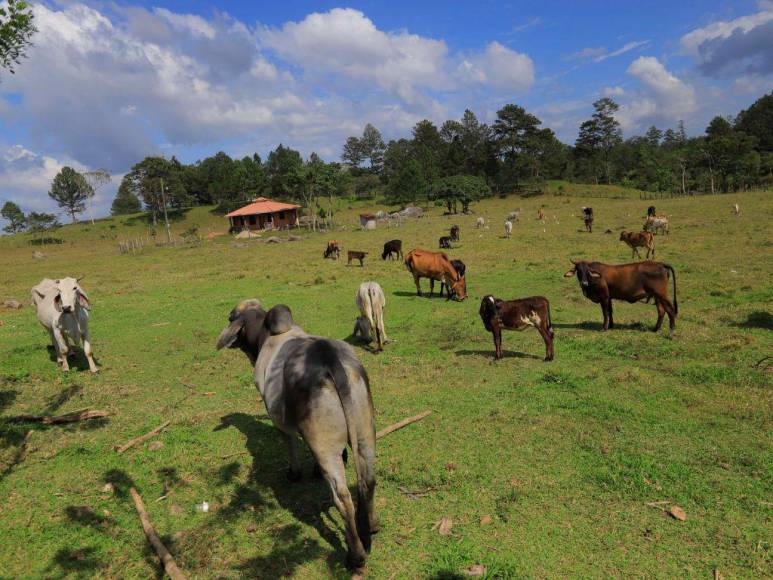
[456,42,534,92]
[617,57,697,130]
[681,10,773,54]
[603,86,626,97]
[594,40,650,63]
[154,8,216,39]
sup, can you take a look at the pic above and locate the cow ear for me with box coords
[589,269,602,278]
[563,268,576,277]
[265,305,293,335]
[216,317,244,350]
[54,294,63,312]
[77,290,91,310]
[34,289,46,299]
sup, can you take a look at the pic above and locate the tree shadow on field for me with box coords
[213,412,345,577]
[45,546,105,578]
[456,349,540,360]
[733,311,773,330]
[122,207,192,226]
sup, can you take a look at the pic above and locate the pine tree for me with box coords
[111,178,142,215]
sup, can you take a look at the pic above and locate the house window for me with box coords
[278,211,285,219]
[249,215,256,225]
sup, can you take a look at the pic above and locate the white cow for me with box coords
[354,282,387,351]
[732,203,740,215]
[476,217,485,228]
[31,277,98,373]
[504,220,513,238]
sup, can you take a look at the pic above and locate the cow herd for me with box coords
[25,202,681,574]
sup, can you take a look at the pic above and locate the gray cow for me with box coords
[217,300,378,571]
[31,277,98,373]
[354,281,387,351]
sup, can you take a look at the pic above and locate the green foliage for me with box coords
[0,0,36,74]
[48,166,92,222]
[430,174,491,213]
[110,178,141,215]
[387,159,426,206]
[735,91,773,152]
[1,200,26,233]
[26,211,59,236]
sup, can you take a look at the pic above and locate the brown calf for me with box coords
[619,230,655,259]
[479,295,554,361]
[439,236,452,249]
[450,225,460,241]
[564,259,677,331]
[324,240,340,259]
[347,251,367,266]
[404,249,466,300]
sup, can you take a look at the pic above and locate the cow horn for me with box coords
[569,258,577,265]
[77,274,86,282]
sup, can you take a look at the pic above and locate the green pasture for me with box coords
[0,189,770,578]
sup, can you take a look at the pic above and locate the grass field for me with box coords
[0,189,771,579]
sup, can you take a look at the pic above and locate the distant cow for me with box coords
[732,203,740,216]
[440,259,466,298]
[479,295,554,361]
[324,240,340,259]
[31,277,98,373]
[216,301,378,571]
[507,210,521,222]
[619,230,655,259]
[405,249,466,300]
[347,251,367,266]
[564,259,678,331]
[647,205,657,217]
[354,282,387,351]
[643,215,669,235]
[537,208,545,221]
[476,217,485,228]
[450,225,460,241]
[381,239,403,261]
[439,236,452,249]
[582,207,594,233]
[504,220,513,239]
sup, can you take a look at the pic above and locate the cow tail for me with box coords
[666,264,678,314]
[329,356,372,550]
[368,286,381,349]
[546,299,554,338]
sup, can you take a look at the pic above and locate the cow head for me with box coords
[619,231,628,242]
[564,260,601,290]
[217,300,294,366]
[449,275,467,301]
[53,277,89,314]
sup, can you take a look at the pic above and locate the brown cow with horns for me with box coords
[564,259,677,331]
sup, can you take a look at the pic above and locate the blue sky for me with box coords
[1,0,771,219]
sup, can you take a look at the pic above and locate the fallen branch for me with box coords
[130,488,186,580]
[115,421,171,453]
[220,451,249,460]
[10,409,109,425]
[376,410,432,440]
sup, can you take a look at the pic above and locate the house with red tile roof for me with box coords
[225,197,301,231]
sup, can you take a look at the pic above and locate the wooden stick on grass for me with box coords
[115,421,171,453]
[376,410,432,440]
[11,409,109,425]
[129,488,186,580]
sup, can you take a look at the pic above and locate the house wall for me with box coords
[231,209,299,231]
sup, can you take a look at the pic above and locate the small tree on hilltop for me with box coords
[431,174,491,214]
[48,166,92,222]
[111,178,141,215]
[1,200,26,233]
[27,211,59,244]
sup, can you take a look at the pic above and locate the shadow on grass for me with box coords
[212,412,345,577]
[552,320,648,331]
[392,291,453,300]
[122,208,192,226]
[45,546,105,578]
[0,390,18,413]
[733,311,773,330]
[45,345,98,373]
[342,333,382,355]
[455,349,541,360]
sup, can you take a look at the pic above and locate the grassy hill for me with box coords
[0,190,770,578]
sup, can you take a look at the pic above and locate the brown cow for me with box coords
[479,295,554,361]
[450,225,460,241]
[347,251,367,266]
[564,259,677,331]
[404,249,466,300]
[619,230,655,259]
[324,240,340,259]
[439,236,452,249]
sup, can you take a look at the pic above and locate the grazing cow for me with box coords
[476,217,485,228]
[355,282,387,351]
[582,207,594,233]
[643,215,669,235]
[647,205,657,217]
[479,295,554,361]
[440,259,466,298]
[324,240,341,259]
[347,251,367,266]
[504,220,513,239]
[732,203,740,216]
[381,239,403,261]
[619,230,655,259]
[537,207,546,221]
[217,301,378,571]
[405,249,466,300]
[439,236,452,249]
[450,225,460,241]
[31,277,98,373]
[507,210,521,222]
[563,259,678,331]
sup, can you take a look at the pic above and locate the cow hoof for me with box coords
[286,468,302,482]
[370,517,381,534]
[346,551,367,571]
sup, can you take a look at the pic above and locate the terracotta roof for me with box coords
[225,197,301,218]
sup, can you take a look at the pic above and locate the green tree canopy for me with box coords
[111,178,142,215]
[0,0,36,75]
[1,200,26,233]
[431,174,491,214]
[48,166,91,222]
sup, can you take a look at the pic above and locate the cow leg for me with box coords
[81,328,99,373]
[600,303,609,331]
[283,432,302,481]
[607,300,614,329]
[53,327,70,371]
[633,246,640,259]
[492,326,503,359]
[654,300,665,332]
[537,324,554,361]
[413,274,422,297]
[662,299,677,331]
[429,278,435,298]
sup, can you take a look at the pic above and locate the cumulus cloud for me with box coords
[616,57,697,130]
[603,86,626,97]
[456,42,535,92]
[681,7,773,76]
